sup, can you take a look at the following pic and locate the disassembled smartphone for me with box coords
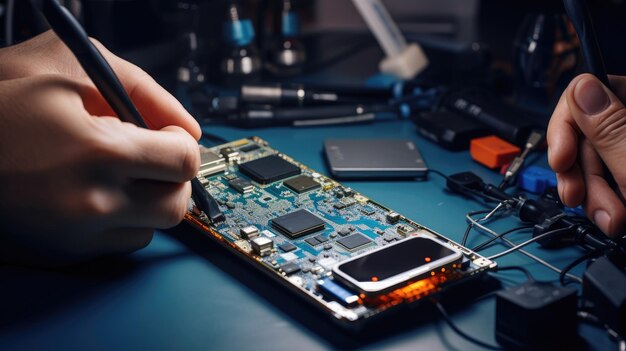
[185,137,496,328]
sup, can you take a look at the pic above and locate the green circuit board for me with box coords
[185,136,496,327]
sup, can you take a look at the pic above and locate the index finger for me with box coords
[79,40,201,140]
[89,117,201,183]
[547,91,581,172]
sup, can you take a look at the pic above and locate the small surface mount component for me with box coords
[198,148,226,177]
[337,233,372,251]
[386,212,401,223]
[272,209,326,239]
[229,178,254,194]
[239,155,301,184]
[304,234,329,247]
[240,225,260,239]
[283,175,320,194]
[251,237,273,256]
[239,143,260,153]
[396,224,416,236]
[220,147,240,163]
[279,262,301,275]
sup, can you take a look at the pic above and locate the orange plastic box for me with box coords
[470,135,520,169]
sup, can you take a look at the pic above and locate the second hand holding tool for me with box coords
[38,0,224,222]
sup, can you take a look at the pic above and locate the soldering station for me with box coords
[2,1,626,350]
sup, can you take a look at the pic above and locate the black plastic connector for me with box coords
[583,256,626,338]
[495,281,578,351]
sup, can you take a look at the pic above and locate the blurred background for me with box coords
[1,0,625,129]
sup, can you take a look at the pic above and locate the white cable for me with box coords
[5,0,14,46]
[466,214,583,283]
[487,227,573,260]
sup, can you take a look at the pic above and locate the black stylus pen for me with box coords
[563,0,612,90]
[38,0,224,222]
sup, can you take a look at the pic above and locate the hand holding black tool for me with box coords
[38,0,224,222]
[563,0,611,89]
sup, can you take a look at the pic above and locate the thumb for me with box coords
[566,73,626,193]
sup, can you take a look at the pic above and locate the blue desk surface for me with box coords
[0,121,612,350]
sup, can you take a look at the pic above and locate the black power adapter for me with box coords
[583,256,626,338]
[495,281,578,350]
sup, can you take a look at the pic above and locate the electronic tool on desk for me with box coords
[185,137,496,327]
[323,139,428,179]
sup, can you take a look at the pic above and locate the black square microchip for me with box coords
[314,234,329,243]
[305,237,320,246]
[279,262,301,275]
[278,243,297,252]
[284,175,321,194]
[337,233,372,250]
[272,209,325,239]
[238,155,301,184]
[239,144,260,153]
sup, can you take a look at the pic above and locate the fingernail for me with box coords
[593,210,611,231]
[574,78,610,115]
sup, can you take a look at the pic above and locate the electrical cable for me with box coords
[428,169,505,203]
[465,215,583,283]
[429,169,583,281]
[492,265,535,281]
[432,300,502,350]
[559,248,602,286]
[5,0,15,46]
[472,225,534,252]
[461,209,490,246]
[487,226,575,261]
[462,205,513,246]
[578,311,626,351]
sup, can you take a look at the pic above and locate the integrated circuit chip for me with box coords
[272,209,325,238]
[337,233,372,251]
[239,144,260,153]
[279,262,301,275]
[284,175,320,194]
[278,243,297,252]
[229,178,254,194]
[305,237,320,247]
[239,155,300,184]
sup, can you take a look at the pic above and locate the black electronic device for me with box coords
[185,137,496,328]
[332,235,462,296]
[495,281,578,351]
[413,111,490,151]
[324,139,428,179]
[583,256,626,338]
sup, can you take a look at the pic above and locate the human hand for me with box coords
[0,32,202,265]
[547,73,626,238]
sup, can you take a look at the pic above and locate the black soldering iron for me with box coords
[563,0,611,89]
[37,0,224,223]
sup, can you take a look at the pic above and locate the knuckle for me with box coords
[178,136,200,180]
[81,189,117,218]
[163,190,189,227]
[592,108,626,150]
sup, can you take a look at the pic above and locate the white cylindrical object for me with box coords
[352,0,407,57]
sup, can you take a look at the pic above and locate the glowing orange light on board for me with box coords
[424,257,431,262]
[371,276,379,282]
